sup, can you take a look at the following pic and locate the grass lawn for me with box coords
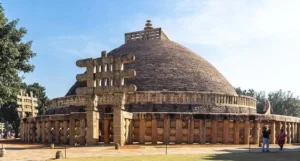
[58,152,299,161]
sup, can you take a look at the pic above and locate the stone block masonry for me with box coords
[20,113,86,145]
[21,112,300,145]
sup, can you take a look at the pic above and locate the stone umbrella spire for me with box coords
[144,20,153,30]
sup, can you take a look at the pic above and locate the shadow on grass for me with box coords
[203,147,300,161]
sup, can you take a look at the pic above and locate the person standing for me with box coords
[262,126,271,152]
[276,129,286,150]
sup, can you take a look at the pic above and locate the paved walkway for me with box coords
[0,139,299,161]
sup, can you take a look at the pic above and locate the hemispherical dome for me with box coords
[109,39,237,95]
[66,25,237,96]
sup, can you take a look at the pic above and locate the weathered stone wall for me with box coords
[22,112,300,145]
[20,112,87,146]
[45,106,86,115]
[99,113,300,145]
[98,114,134,144]
[47,92,256,114]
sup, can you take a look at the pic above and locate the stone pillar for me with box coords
[80,119,86,145]
[152,118,158,144]
[139,115,145,144]
[234,120,240,144]
[188,119,194,144]
[125,119,129,144]
[244,120,250,144]
[253,121,260,144]
[223,120,229,144]
[113,93,126,146]
[27,122,30,142]
[294,123,298,143]
[63,121,68,144]
[276,121,281,140]
[32,122,36,143]
[86,95,99,145]
[41,121,46,143]
[36,122,40,143]
[128,119,133,144]
[211,120,217,144]
[287,122,291,144]
[294,123,297,143]
[69,118,75,145]
[175,118,183,144]
[23,122,26,142]
[163,115,170,144]
[20,121,25,141]
[96,65,100,86]
[284,121,287,144]
[55,121,60,144]
[298,123,300,143]
[125,119,133,144]
[270,121,276,144]
[291,122,295,143]
[26,122,29,142]
[46,121,52,143]
[104,118,110,144]
[199,119,206,144]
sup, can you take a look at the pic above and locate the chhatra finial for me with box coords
[144,20,153,30]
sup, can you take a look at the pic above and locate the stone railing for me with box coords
[99,113,300,145]
[20,112,86,145]
[97,92,256,107]
[48,95,87,109]
[21,111,300,145]
[125,28,169,43]
[47,92,256,113]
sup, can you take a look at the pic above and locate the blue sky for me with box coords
[2,0,300,98]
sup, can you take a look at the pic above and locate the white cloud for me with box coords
[127,0,300,95]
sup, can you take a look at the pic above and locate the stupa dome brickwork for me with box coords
[59,20,255,115]
[108,39,237,95]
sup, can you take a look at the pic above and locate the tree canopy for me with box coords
[235,87,300,117]
[0,3,39,137]
[0,3,36,104]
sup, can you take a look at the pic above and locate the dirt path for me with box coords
[0,139,299,161]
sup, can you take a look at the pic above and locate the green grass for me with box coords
[58,152,300,161]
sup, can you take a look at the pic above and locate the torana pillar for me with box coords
[86,94,99,145]
[113,93,126,146]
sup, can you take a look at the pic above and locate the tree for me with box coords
[268,90,300,117]
[0,3,36,104]
[234,87,300,117]
[0,3,36,137]
[0,102,20,137]
[256,91,267,114]
[234,87,266,113]
[234,87,255,97]
[22,82,49,115]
